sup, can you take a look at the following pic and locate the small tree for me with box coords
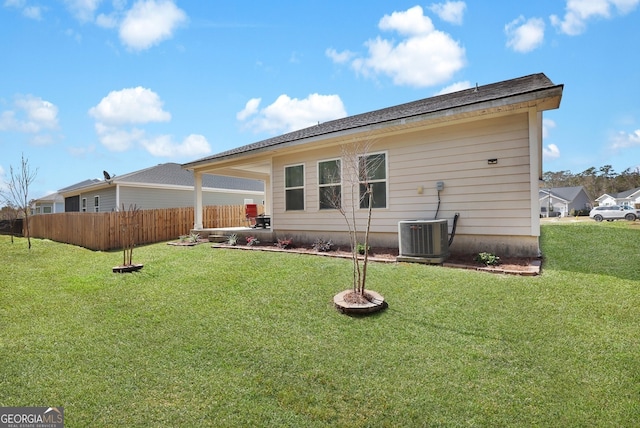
[119,203,141,267]
[1,154,37,249]
[323,140,383,301]
[0,203,20,243]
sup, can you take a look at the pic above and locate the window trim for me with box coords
[318,158,342,210]
[284,163,305,211]
[93,196,100,212]
[81,197,87,212]
[358,151,388,210]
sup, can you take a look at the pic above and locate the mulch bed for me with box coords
[211,243,541,275]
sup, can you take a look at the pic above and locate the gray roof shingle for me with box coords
[63,163,264,193]
[114,163,264,191]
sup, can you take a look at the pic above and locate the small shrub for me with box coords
[357,243,370,255]
[246,236,260,246]
[178,235,189,243]
[189,232,200,243]
[227,233,238,246]
[276,237,293,249]
[312,238,333,252]
[475,252,500,266]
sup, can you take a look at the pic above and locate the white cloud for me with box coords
[141,134,211,157]
[610,129,640,149]
[89,87,171,125]
[428,1,466,25]
[0,95,59,133]
[89,87,207,157]
[551,0,640,35]
[119,0,187,51]
[543,143,561,160]
[236,98,261,121]
[505,16,545,53]
[332,6,465,88]
[325,48,356,64]
[542,119,560,160]
[237,93,347,134]
[543,118,556,138]
[22,5,42,19]
[435,80,471,95]
[94,123,145,152]
[3,0,43,20]
[379,5,436,35]
[95,12,119,28]
[63,0,103,22]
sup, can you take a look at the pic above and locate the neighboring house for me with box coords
[32,192,64,215]
[539,186,592,217]
[58,162,264,212]
[32,179,101,215]
[183,73,563,257]
[595,187,640,208]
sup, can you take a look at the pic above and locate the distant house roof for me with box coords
[58,179,101,192]
[111,162,264,191]
[59,163,264,196]
[540,186,590,203]
[183,73,563,169]
[33,179,101,204]
[595,187,640,202]
[615,187,640,199]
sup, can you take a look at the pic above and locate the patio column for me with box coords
[194,171,203,229]
[264,175,272,215]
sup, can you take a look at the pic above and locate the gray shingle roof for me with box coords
[541,186,587,202]
[614,187,640,198]
[183,73,562,167]
[57,179,101,192]
[63,163,263,193]
[114,163,264,191]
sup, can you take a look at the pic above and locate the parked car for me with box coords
[589,205,637,222]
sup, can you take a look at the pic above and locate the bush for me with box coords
[276,237,293,249]
[246,236,260,246]
[312,238,333,252]
[356,243,370,255]
[475,252,500,266]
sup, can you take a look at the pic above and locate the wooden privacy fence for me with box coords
[28,205,258,251]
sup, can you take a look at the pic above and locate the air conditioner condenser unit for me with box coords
[397,219,449,264]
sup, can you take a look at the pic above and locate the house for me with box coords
[183,73,563,257]
[595,187,640,209]
[58,162,264,212]
[32,179,100,215]
[539,186,592,217]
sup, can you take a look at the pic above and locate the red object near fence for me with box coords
[245,204,258,226]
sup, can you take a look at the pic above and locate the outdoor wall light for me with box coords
[488,158,498,165]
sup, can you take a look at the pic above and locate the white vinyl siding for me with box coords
[271,113,532,239]
[118,186,262,211]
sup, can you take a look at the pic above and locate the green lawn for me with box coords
[1,222,639,427]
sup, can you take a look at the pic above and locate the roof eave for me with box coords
[183,84,563,171]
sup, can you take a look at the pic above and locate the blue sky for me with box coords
[1,0,639,200]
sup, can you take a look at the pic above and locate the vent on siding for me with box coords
[398,219,449,263]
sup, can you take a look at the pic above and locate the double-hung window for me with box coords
[81,198,87,212]
[285,164,305,211]
[359,152,387,209]
[94,196,100,212]
[318,159,341,210]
